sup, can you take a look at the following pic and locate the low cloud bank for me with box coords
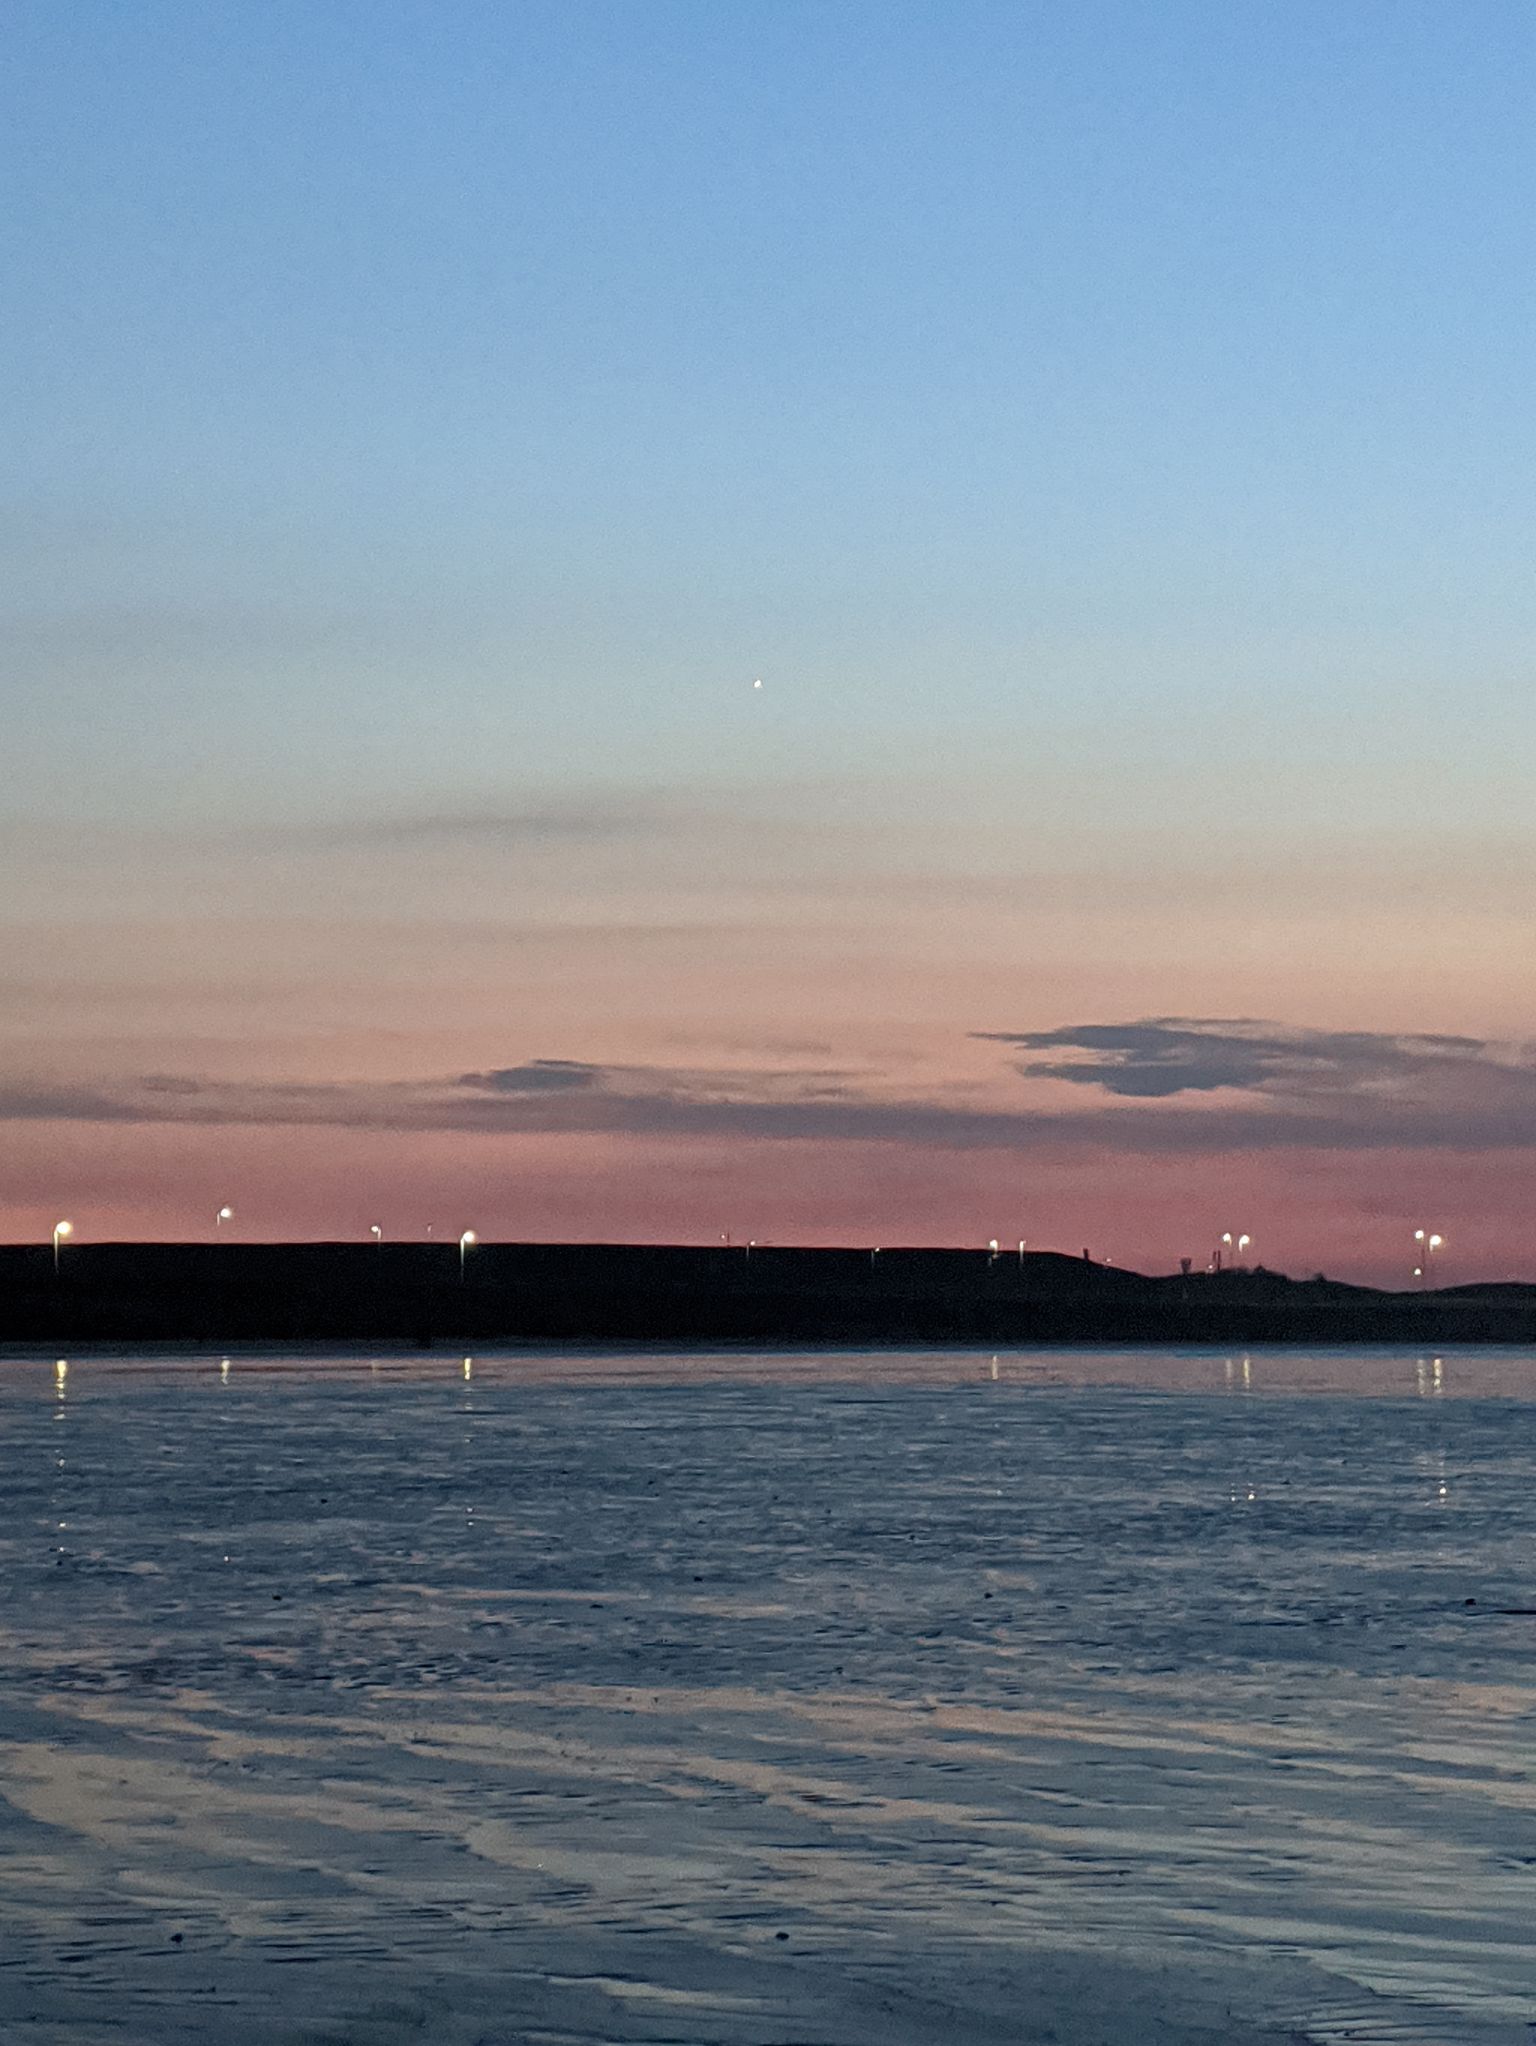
[5,1017,1535,1156]
[978,1018,1506,1102]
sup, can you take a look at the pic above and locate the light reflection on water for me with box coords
[28,1342,1533,1398]
[2,1346,1535,2045]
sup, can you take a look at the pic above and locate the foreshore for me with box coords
[6,1240,1534,1346]
[7,1346,1528,2044]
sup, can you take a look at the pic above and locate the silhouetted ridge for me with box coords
[5,1242,1535,1346]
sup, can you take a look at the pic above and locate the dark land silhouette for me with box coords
[5,1242,1535,1346]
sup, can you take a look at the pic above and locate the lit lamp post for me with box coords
[459,1229,477,1281]
[370,1224,382,1247]
[216,1205,233,1233]
[1413,1229,1444,1286]
[1221,1231,1252,1270]
[52,1219,73,1273]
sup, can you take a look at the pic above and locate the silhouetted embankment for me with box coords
[4,1243,1535,1347]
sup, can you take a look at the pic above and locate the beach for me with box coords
[3,1348,1533,2044]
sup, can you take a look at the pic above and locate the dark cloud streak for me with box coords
[978,1018,1511,1105]
[5,1017,1536,1155]
[460,1060,604,1094]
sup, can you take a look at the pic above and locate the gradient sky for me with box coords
[4,1,1534,1282]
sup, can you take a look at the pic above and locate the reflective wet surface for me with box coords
[2,1347,1534,2043]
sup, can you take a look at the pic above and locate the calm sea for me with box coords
[2,1347,1533,2045]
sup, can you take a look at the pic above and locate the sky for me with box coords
[4,1,1534,1283]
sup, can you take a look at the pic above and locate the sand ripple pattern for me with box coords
[1,1345,1534,2044]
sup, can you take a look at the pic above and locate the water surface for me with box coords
[2,1346,1534,2044]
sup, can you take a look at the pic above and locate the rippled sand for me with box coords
[3,1346,1534,2044]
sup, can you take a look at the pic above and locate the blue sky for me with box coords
[3,2,1533,1270]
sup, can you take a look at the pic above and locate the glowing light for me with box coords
[370,1224,382,1244]
[52,1220,73,1272]
[1413,1229,1445,1285]
[459,1229,477,1279]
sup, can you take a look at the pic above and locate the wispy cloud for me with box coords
[977,1018,1502,1100]
[298,794,689,850]
[5,1021,1536,1154]
[460,1060,604,1093]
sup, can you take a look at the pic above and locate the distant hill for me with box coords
[5,1242,1536,1346]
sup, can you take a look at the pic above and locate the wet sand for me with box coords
[3,1347,1534,2044]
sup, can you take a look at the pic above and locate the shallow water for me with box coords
[2,1346,1534,2044]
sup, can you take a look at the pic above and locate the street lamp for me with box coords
[1221,1232,1252,1269]
[370,1224,382,1246]
[216,1205,233,1232]
[52,1219,73,1273]
[1413,1229,1444,1285]
[459,1229,477,1280]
